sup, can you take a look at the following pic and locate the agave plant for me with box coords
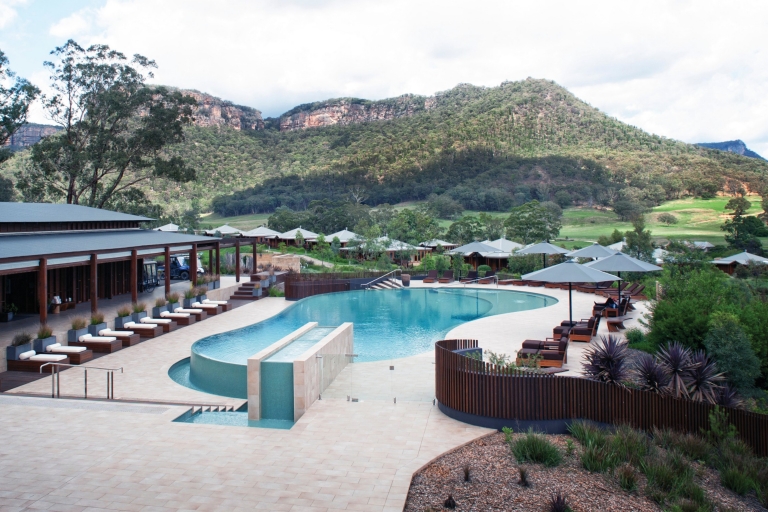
[716,384,744,409]
[633,352,671,394]
[688,350,724,404]
[582,335,630,386]
[656,341,695,399]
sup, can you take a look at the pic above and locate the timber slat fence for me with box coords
[436,339,768,456]
[285,272,390,300]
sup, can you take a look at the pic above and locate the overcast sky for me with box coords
[2,0,767,155]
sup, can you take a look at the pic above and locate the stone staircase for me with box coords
[230,274,267,301]
[368,278,403,291]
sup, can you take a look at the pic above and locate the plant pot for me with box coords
[131,312,147,322]
[270,275,276,284]
[151,306,167,318]
[183,298,195,308]
[6,342,32,361]
[196,295,207,303]
[0,312,13,322]
[168,302,180,312]
[33,337,58,353]
[67,327,90,343]
[401,274,411,287]
[88,323,107,335]
[252,286,262,297]
[212,280,220,290]
[114,316,132,329]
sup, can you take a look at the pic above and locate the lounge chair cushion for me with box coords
[18,350,36,360]
[522,340,544,350]
[30,354,67,362]
[100,329,134,336]
[175,307,203,314]
[540,351,565,361]
[48,344,86,354]
[141,317,171,324]
[123,321,158,329]
[79,334,118,342]
[203,299,228,305]
[161,311,190,318]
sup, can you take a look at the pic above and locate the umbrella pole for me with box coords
[543,253,546,269]
[569,282,573,326]
[618,271,621,306]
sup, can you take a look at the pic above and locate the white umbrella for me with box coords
[585,252,662,303]
[516,242,570,268]
[523,260,621,324]
[566,242,616,259]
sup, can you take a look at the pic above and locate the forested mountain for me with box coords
[4,79,768,219]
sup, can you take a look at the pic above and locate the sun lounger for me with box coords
[525,280,545,287]
[605,298,630,318]
[122,321,163,339]
[44,343,93,364]
[99,329,141,347]
[516,338,568,367]
[192,302,222,315]
[140,317,178,333]
[7,350,70,372]
[478,270,496,284]
[569,316,600,343]
[438,271,455,284]
[70,333,123,353]
[160,310,196,326]
[460,270,478,283]
[607,316,632,332]
[175,307,207,321]
[498,279,524,286]
[202,299,231,311]
[599,283,637,298]
[423,270,439,283]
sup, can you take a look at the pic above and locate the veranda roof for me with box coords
[154,223,179,232]
[242,226,280,238]
[279,227,319,240]
[205,224,243,235]
[327,229,358,243]
[420,239,458,248]
[447,241,499,256]
[712,251,768,265]
[481,238,523,251]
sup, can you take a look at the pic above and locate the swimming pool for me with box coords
[170,288,557,398]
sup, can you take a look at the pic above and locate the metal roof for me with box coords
[0,202,152,223]
[154,223,179,232]
[327,229,358,243]
[566,242,616,259]
[516,242,570,255]
[0,230,217,262]
[712,251,768,265]
[279,227,319,240]
[481,238,523,251]
[242,226,280,238]
[420,239,457,248]
[204,224,243,235]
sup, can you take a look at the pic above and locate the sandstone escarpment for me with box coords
[4,124,61,150]
[183,90,264,131]
[278,94,429,131]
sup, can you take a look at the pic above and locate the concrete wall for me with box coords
[293,323,353,421]
[247,322,317,421]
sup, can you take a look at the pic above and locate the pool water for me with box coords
[173,288,557,398]
[173,405,294,429]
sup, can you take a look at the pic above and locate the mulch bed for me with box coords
[404,432,764,512]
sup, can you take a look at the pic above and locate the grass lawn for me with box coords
[199,212,271,230]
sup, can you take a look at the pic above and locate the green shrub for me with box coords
[36,324,53,339]
[477,264,492,277]
[11,332,32,347]
[508,429,562,467]
[184,288,196,299]
[71,317,88,330]
[581,441,619,473]
[610,425,649,465]
[568,421,607,448]
[155,297,167,307]
[703,312,761,391]
[268,287,285,297]
[116,306,131,317]
[90,312,104,325]
[166,292,180,303]
[616,464,638,492]
[641,455,677,495]
[624,327,646,345]
[720,465,753,495]
[652,428,711,462]
[131,302,146,314]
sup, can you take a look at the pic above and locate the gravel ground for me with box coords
[404,432,765,512]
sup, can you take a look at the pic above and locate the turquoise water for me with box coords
[172,288,557,399]
[265,327,337,362]
[173,407,294,429]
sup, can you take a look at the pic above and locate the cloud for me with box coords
[21,0,768,156]
[49,10,93,38]
[0,0,25,29]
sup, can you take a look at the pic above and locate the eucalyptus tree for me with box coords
[21,40,196,209]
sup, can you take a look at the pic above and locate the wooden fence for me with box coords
[284,272,390,300]
[435,339,768,456]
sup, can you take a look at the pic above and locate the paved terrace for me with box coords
[1,281,648,511]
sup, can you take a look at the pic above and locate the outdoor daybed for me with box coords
[71,333,122,353]
[140,317,178,333]
[7,350,70,372]
[99,328,141,346]
[160,310,196,326]
[122,321,163,339]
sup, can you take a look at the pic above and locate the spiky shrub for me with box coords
[686,350,724,404]
[633,352,671,394]
[510,429,563,467]
[582,335,629,386]
[90,312,104,325]
[36,324,53,339]
[616,464,638,492]
[716,384,744,409]
[116,306,131,317]
[581,441,619,473]
[184,288,196,299]
[610,425,649,465]
[656,341,694,399]
[155,297,167,307]
[547,492,572,512]
[132,302,146,314]
[166,292,180,303]
[71,317,88,330]
[194,286,208,296]
[568,420,607,448]
[11,332,33,347]
[652,427,711,461]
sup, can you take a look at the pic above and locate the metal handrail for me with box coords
[39,363,124,399]
[362,268,402,289]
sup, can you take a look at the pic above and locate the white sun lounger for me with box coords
[140,317,172,324]
[46,343,87,354]
[203,299,228,305]
[123,321,159,330]
[175,307,203,314]
[19,350,68,362]
[79,333,118,343]
[100,328,135,336]
[161,311,190,319]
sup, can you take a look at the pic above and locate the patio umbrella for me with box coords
[522,260,621,325]
[566,242,616,259]
[516,242,570,268]
[585,252,662,304]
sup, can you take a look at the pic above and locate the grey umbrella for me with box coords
[516,242,570,268]
[566,242,617,259]
[584,251,662,304]
[522,260,621,325]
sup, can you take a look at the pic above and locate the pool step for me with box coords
[192,405,236,414]
[370,278,403,291]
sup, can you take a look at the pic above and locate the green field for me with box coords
[199,195,767,248]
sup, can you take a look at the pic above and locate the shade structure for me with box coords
[585,251,662,303]
[522,260,621,325]
[712,251,768,266]
[516,242,570,268]
[566,242,616,259]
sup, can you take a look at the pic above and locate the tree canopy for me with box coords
[0,49,39,165]
[504,200,562,244]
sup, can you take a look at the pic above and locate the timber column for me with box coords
[38,258,48,325]
[191,244,198,286]
[235,239,241,283]
[90,254,98,313]
[253,239,258,275]
[130,250,138,303]
[164,246,171,296]
[215,242,221,276]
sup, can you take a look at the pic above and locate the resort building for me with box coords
[712,251,768,275]
[447,241,512,270]
[204,224,244,236]
[326,228,358,247]
[242,226,281,247]
[278,227,319,247]
[419,239,458,251]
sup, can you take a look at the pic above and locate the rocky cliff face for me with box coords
[182,90,264,131]
[278,94,429,131]
[4,124,61,150]
[696,140,764,160]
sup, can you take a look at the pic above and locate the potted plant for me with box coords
[33,324,57,353]
[401,273,411,287]
[210,274,220,290]
[268,266,276,285]
[183,288,197,308]
[131,302,147,322]
[252,281,262,297]
[115,306,132,329]
[195,286,208,303]
[152,297,168,318]
[0,303,18,322]
[166,292,181,313]
[6,332,33,360]
[67,317,89,343]
[87,311,107,335]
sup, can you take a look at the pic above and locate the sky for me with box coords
[1,0,767,155]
